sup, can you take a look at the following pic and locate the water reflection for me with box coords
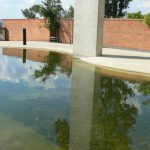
[55,60,150,150]
[0,48,72,146]
[139,81,150,96]
[68,60,138,150]
[23,49,27,63]
[33,52,72,83]
[55,119,70,150]
[0,48,150,149]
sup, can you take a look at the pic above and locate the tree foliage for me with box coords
[144,13,150,28]
[40,0,63,31]
[105,0,133,18]
[62,0,132,18]
[21,0,63,31]
[21,4,40,18]
[62,5,74,19]
[127,11,144,19]
[127,11,150,28]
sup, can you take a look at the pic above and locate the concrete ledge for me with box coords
[0,41,73,55]
[0,41,150,77]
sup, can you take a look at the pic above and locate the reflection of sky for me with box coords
[0,48,71,101]
[1,47,150,149]
[124,81,150,147]
[126,81,150,116]
[0,48,71,144]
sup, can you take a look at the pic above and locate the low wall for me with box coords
[2,18,150,51]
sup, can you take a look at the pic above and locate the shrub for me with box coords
[144,13,150,28]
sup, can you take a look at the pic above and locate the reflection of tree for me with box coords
[55,119,69,150]
[138,81,150,95]
[90,76,138,150]
[54,75,138,150]
[34,52,72,83]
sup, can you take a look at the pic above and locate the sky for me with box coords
[0,0,150,19]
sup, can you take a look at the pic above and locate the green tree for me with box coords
[21,4,40,18]
[127,11,144,19]
[62,5,74,18]
[39,0,63,31]
[21,8,36,18]
[21,0,63,32]
[105,0,133,18]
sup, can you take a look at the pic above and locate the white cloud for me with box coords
[128,0,150,14]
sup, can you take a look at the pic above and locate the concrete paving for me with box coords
[0,41,150,76]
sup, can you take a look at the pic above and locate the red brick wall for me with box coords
[59,19,74,44]
[103,19,150,50]
[3,19,50,41]
[2,18,150,51]
[59,18,150,51]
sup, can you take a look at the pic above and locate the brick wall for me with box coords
[103,19,150,51]
[59,19,74,44]
[3,19,50,41]
[2,18,150,51]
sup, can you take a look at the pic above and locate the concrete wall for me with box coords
[2,18,150,51]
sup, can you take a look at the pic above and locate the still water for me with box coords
[0,47,150,150]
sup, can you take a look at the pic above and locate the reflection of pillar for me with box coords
[23,49,27,63]
[73,0,105,57]
[69,59,100,150]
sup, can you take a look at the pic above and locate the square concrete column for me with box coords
[73,0,105,57]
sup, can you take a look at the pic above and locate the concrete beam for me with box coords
[73,0,105,57]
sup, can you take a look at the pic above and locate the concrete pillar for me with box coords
[73,0,105,57]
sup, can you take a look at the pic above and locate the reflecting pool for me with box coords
[0,47,150,150]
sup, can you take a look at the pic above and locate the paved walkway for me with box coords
[0,41,150,76]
